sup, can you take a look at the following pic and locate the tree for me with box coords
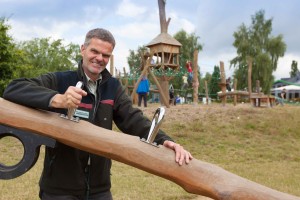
[16,38,80,78]
[199,71,211,95]
[208,65,221,98]
[172,29,203,90]
[127,45,148,79]
[0,18,15,96]
[290,60,299,78]
[230,10,286,93]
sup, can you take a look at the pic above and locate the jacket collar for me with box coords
[77,59,112,85]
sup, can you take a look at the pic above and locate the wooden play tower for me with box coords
[132,0,181,107]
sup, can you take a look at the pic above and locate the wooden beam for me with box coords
[218,91,249,98]
[233,79,238,106]
[192,50,199,105]
[247,57,253,97]
[0,98,299,200]
[147,68,170,108]
[220,61,226,106]
[110,54,114,76]
[205,81,209,105]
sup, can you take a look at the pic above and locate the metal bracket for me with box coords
[59,114,80,122]
[141,107,165,147]
[0,125,56,180]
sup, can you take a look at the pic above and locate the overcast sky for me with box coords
[1,0,299,80]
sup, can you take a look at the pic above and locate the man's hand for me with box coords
[50,86,87,109]
[163,140,193,166]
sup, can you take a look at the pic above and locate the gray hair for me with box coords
[84,28,116,48]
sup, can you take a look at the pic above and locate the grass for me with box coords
[0,103,300,199]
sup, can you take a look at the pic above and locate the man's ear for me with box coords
[80,45,85,56]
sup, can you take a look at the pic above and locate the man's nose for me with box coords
[95,53,103,61]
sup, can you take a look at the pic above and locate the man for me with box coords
[3,28,192,200]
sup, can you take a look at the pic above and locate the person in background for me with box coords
[3,28,192,200]
[279,88,286,106]
[185,61,193,83]
[181,74,188,90]
[169,88,175,106]
[136,75,150,107]
[226,77,232,91]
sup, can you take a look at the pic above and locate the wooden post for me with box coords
[192,50,199,105]
[233,79,237,106]
[220,61,226,106]
[247,57,252,97]
[132,79,137,104]
[158,75,170,106]
[147,68,170,108]
[256,80,260,95]
[205,81,209,105]
[115,68,118,78]
[123,67,129,95]
[110,55,114,76]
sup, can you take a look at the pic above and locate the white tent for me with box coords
[271,85,300,91]
[271,85,300,100]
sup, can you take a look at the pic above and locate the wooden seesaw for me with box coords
[0,98,299,200]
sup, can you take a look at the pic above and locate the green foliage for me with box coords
[209,65,221,98]
[173,29,202,67]
[0,18,15,96]
[127,45,147,79]
[16,38,81,78]
[171,29,203,90]
[199,72,212,94]
[230,10,286,93]
[290,60,299,78]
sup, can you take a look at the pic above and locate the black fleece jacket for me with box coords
[3,61,173,196]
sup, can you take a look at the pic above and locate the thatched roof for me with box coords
[146,32,182,47]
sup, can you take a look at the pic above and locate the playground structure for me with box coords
[113,0,200,108]
[218,58,275,107]
[130,0,181,108]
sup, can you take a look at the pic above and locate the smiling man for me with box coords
[3,28,192,200]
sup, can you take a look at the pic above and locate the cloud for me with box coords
[9,18,81,43]
[168,11,195,34]
[274,53,300,80]
[116,0,147,18]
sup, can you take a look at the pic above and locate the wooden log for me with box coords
[247,57,252,96]
[220,61,226,106]
[193,50,199,105]
[218,91,250,98]
[110,54,114,76]
[0,98,299,200]
[147,68,170,108]
[205,81,209,105]
[233,79,237,106]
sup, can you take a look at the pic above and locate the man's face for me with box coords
[81,38,113,81]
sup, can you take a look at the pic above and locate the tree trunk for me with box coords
[158,0,170,33]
